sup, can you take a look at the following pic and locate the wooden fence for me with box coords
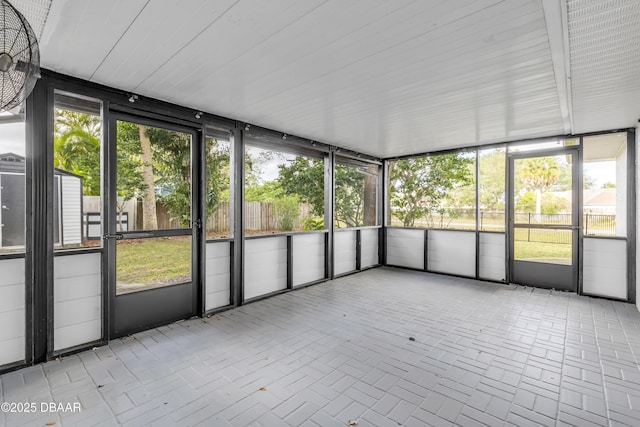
[136,201,313,231]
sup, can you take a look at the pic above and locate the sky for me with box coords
[246,145,298,182]
[584,161,616,188]
[0,122,25,156]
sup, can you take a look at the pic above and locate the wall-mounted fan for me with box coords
[0,0,40,112]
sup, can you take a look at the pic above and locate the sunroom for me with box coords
[1,1,639,426]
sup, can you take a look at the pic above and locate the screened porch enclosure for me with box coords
[0,4,637,414]
[0,70,635,375]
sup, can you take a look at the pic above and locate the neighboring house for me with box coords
[549,188,616,215]
[583,188,616,215]
[0,153,83,248]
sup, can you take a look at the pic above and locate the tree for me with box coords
[146,127,193,228]
[479,150,505,211]
[277,157,376,228]
[114,121,146,231]
[139,125,158,230]
[205,137,231,216]
[388,153,473,227]
[245,181,301,231]
[363,164,378,226]
[518,156,561,215]
[277,157,325,216]
[334,164,366,227]
[541,193,569,214]
[584,175,597,189]
[53,109,101,196]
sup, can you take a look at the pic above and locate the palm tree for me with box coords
[518,156,560,215]
[54,109,101,196]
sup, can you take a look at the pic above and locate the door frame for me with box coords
[506,146,581,291]
[104,111,204,338]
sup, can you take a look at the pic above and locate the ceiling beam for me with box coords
[542,0,573,134]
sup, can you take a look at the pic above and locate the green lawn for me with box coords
[514,241,572,263]
[116,237,191,287]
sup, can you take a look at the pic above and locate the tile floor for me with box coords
[2,267,640,426]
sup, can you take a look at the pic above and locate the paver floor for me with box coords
[2,267,640,426]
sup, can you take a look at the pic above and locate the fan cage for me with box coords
[0,0,40,112]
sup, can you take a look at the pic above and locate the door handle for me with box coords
[103,233,123,240]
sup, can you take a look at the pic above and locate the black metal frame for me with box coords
[507,146,580,291]
[233,127,244,305]
[105,111,203,338]
[423,229,429,271]
[578,130,636,303]
[202,124,236,315]
[25,77,53,365]
[627,130,636,304]
[325,150,335,279]
[382,128,636,304]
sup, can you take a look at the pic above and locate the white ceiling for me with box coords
[11,0,640,158]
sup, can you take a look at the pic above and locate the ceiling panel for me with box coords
[210,0,564,157]
[169,0,417,113]
[10,0,51,39]
[90,0,238,91]
[134,0,327,95]
[11,0,640,157]
[568,0,640,134]
[38,0,148,80]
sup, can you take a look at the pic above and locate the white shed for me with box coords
[0,153,83,249]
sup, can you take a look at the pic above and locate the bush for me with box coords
[302,217,324,230]
[274,196,301,231]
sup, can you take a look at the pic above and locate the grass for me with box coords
[514,241,572,263]
[116,236,191,286]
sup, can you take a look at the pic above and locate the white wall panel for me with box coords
[479,232,505,282]
[292,233,324,286]
[583,238,627,300]
[428,230,475,277]
[360,228,379,269]
[206,241,231,311]
[386,228,424,270]
[0,258,25,366]
[245,237,287,300]
[334,230,357,275]
[54,253,101,351]
[61,175,82,245]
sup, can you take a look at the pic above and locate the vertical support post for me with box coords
[325,150,335,279]
[102,102,114,342]
[475,148,480,279]
[505,153,512,284]
[575,143,582,295]
[424,229,429,271]
[585,213,589,236]
[324,231,329,279]
[627,129,636,303]
[194,126,206,315]
[286,235,293,289]
[232,126,244,305]
[380,160,387,266]
[26,77,53,363]
[356,229,362,271]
